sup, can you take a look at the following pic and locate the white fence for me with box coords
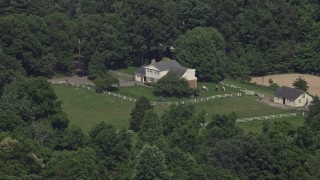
[220,82,265,97]
[236,113,297,122]
[102,91,137,102]
[50,80,244,105]
[149,93,243,106]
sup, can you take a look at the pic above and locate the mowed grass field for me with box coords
[194,96,297,119]
[115,82,239,102]
[54,85,167,133]
[237,116,304,134]
[54,84,300,133]
[223,79,275,97]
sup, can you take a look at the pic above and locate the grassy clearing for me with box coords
[54,85,167,133]
[115,83,239,102]
[54,85,134,133]
[54,84,297,134]
[195,96,297,119]
[236,116,304,134]
[116,67,139,75]
[223,79,275,97]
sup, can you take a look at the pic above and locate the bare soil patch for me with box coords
[49,75,94,85]
[251,73,320,96]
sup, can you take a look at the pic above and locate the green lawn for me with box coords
[223,79,275,97]
[115,83,239,102]
[54,85,166,133]
[54,84,298,134]
[116,67,139,75]
[54,85,134,133]
[236,116,304,134]
[195,96,297,119]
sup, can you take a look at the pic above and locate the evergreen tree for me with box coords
[132,145,171,180]
[139,110,163,144]
[129,96,153,132]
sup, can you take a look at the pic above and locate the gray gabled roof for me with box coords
[274,86,304,101]
[135,60,188,78]
[136,65,146,75]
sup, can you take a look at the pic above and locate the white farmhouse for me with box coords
[274,86,313,107]
[135,60,197,88]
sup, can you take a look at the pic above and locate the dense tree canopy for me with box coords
[175,27,227,82]
[0,0,319,81]
[2,0,320,179]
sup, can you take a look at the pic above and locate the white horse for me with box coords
[202,86,208,92]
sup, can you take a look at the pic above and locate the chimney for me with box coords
[151,58,156,64]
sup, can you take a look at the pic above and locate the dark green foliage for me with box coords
[132,144,171,180]
[60,126,88,150]
[165,147,206,179]
[0,136,45,178]
[116,0,181,64]
[178,0,210,30]
[139,110,163,144]
[204,113,242,146]
[154,73,194,97]
[208,136,274,179]
[0,14,54,76]
[0,110,24,132]
[268,78,280,90]
[2,1,320,179]
[0,49,25,93]
[76,14,130,70]
[292,76,309,92]
[175,27,226,82]
[306,96,320,124]
[43,148,101,179]
[44,12,75,73]
[129,96,153,132]
[0,77,62,122]
[88,56,108,80]
[48,113,69,130]
[306,149,320,179]
[161,104,196,136]
[93,74,119,92]
[89,122,131,170]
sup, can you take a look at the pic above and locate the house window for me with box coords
[299,99,301,103]
[302,93,305,98]
[157,71,159,74]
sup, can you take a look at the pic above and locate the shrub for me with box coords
[154,73,194,97]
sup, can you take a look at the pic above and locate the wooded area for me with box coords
[1,0,320,84]
[1,0,320,179]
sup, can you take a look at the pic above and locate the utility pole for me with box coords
[78,39,81,62]
[78,39,81,71]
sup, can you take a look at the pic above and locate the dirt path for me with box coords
[251,73,320,96]
[49,75,139,87]
[49,75,94,85]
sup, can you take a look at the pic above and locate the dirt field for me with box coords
[251,73,320,96]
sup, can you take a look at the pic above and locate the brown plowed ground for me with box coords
[251,73,320,96]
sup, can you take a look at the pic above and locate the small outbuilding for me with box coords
[273,86,312,107]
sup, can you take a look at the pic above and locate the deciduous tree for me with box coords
[292,76,309,92]
[132,144,171,180]
[174,27,227,82]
